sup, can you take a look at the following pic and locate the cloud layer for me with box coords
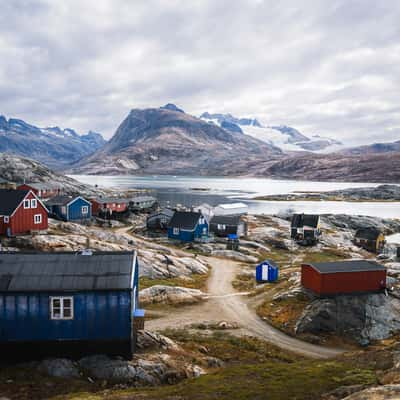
[0,0,399,144]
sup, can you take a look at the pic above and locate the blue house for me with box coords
[0,251,143,360]
[168,211,209,242]
[46,195,92,221]
[256,260,279,283]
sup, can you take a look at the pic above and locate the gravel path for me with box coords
[146,257,343,359]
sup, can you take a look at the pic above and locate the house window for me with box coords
[34,214,42,224]
[30,199,37,209]
[61,206,67,214]
[50,296,74,320]
[217,224,226,230]
[23,199,30,209]
[81,206,89,215]
[173,227,180,235]
[3,216,9,223]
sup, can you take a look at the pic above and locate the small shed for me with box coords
[46,195,92,222]
[0,189,48,236]
[209,214,247,237]
[256,261,279,283]
[17,182,60,199]
[146,209,175,231]
[0,251,142,359]
[291,214,321,245]
[168,211,208,242]
[214,202,248,216]
[354,227,385,254]
[301,260,386,296]
[129,196,157,212]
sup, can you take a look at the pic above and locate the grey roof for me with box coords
[148,208,174,219]
[306,260,386,274]
[168,211,202,230]
[130,196,157,203]
[45,195,89,207]
[291,214,320,228]
[0,251,136,292]
[210,215,242,226]
[0,177,9,184]
[93,197,130,204]
[0,189,29,215]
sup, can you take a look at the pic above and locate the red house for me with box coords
[91,198,129,216]
[17,183,60,199]
[0,189,48,236]
[301,260,386,296]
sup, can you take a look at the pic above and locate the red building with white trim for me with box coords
[0,189,48,236]
[301,260,386,296]
[91,198,129,216]
[17,183,60,199]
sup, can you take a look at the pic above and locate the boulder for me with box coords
[296,293,400,345]
[139,285,206,305]
[340,385,400,399]
[211,250,258,263]
[136,330,180,351]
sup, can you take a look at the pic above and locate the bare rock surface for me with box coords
[296,294,400,345]
[340,385,400,399]
[211,250,258,263]
[37,358,80,379]
[139,285,206,305]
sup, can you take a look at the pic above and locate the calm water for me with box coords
[71,175,400,219]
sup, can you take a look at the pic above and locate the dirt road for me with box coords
[146,257,343,359]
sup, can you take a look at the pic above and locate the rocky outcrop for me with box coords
[139,285,206,305]
[340,385,400,399]
[211,250,258,263]
[296,294,400,345]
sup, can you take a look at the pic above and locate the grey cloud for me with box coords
[0,0,399,144]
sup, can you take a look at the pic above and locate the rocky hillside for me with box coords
[0,115,106,169]
[255,151,400,183]
[70,105,282,175]
[0,153,99,196]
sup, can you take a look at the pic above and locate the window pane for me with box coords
[63,308,72,318]
[53,299,61,307]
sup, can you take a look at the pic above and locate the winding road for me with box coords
[146,257,343,359]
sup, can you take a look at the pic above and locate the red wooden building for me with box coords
[301,260,386,296]
[0,189,48,236]
[17,183,60,199]
[91,198,129,216]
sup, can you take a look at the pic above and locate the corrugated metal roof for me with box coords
[45,195,75,206]
[210,215,242,225]
[355,227,382,240]
[0,251,136,292]
[168,211,202,230]
[0,189,29,215]
[291,214,320,228]
[307,260,386,274]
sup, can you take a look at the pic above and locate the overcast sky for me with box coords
[0,0,399,144]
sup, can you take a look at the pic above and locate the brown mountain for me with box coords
[70,106,282,175]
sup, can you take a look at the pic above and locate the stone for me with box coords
[139,285,206,305]
[38,358,80,379]
[340,384,400,399]
[136,330,180,351]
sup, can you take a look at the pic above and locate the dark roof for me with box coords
[0,251,136,292]
[306,260,386,274]
[23,182,59,190]
[148,209,174,219]
[210,214,242,226]
[46,195,78,206]
[130,196,157,203]
[291,214,320,228]
[355,227,382,240]
[0,189,29,216]
[93,197,130,204]
[168,211,202,230]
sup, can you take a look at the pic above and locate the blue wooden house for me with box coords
[0,251,143,360]
[167,211,209,242]
[46,195,92,221]
[256,260,279,283]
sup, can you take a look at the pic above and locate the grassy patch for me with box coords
[140,273,209,291]
[232,273,254,291]
[300,248,349,264]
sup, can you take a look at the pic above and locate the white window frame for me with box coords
[217,224,226,230]
[173,227,180,235]
[81,205,89,215]
[34,214,42,224]
[23,199,30,209]
[50,296,74,320]
[30,199,37,209]
[61,206,67,214]
[3,216,9,223]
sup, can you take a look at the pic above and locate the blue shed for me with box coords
[167,211,208,242]
[46,195,92,222]
[256,260,279,283]
[0,251,143,360]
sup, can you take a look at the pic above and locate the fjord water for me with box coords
[71,175,400,219]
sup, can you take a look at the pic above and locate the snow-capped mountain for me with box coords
[0,115,106,169]
[200,112,342,153]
